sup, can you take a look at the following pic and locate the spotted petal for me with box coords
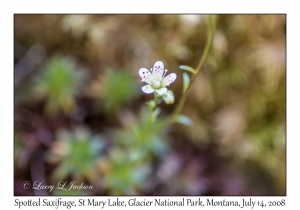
[141,85,155,94]
[152,61,164,79]
[139,68,153,84]
[156,87,167,95]
[162,73,177,86]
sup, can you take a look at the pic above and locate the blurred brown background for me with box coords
[14,14,286,196]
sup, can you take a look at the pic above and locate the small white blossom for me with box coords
[162,90,174,104]
[139,61,176,95]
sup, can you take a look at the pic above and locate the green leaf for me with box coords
[183,72,190,93]
[179,65,197,74]
[173,114,194,126]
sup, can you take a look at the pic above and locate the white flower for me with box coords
[162,90,174,104]
[139,61,177,95]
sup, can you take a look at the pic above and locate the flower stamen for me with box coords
[162,69,168,78]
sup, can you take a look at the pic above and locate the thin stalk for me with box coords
[171,15,216,122]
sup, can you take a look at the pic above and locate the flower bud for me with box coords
[147,100,156,109]
[163,90,174,104]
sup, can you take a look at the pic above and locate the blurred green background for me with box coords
[14,14,286,195]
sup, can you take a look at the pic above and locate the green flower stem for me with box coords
[147,105,156,126]
[146,94,160,125]
[171,15,216,123]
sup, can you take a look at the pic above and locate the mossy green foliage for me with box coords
[48,127,103,182]
[104,149,149,195]
[101,70,140,113]
[116,106,169,158]
[34,56,86,116]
